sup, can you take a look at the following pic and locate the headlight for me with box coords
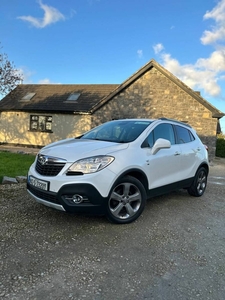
[67,155,114,174]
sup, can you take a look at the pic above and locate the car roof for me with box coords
[109,118,192,128]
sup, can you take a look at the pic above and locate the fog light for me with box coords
[72,194,84,204]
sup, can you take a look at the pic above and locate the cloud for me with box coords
[201,0,225,44]
[17,0,65,28]
[158,51,223,97]
[153,0,225,99]
[153,43,164,54]
[38,78,52,84]
[17,67,35,83]
[137,49,143,58]
[17,66,59,84]
[70,9,77,18]
[38,78,61,84]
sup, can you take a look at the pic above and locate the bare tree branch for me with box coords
[0,43,23,97]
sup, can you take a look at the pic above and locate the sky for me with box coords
[1,0,225,132]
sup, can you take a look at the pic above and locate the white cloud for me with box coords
[156,48,224,97]
[153,43,164,54]
[17,0,65,28]
[137,49,143,58]
[17,67,59,84]
[153,0,225,99]
[17,67,35,83]
[204,0,225,23]
[38,78,61,84]
[38,78,52,84]
[196,49,225,72]
[201,0,225,45]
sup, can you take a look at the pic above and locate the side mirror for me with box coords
[151,138,171,155]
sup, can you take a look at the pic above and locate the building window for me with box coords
[30,115,53,132]
[66,93,80,101]
[20,93,36,102]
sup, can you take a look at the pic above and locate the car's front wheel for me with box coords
[188,167,208,197]
[106,176,146,224]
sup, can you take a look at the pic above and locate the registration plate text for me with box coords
[29,176,48,191]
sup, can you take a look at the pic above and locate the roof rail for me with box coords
[159,117,192,128]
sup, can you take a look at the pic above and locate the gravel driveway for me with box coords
[1,158,225,300]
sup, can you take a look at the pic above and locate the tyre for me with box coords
[106,175,146,224]
[188,167,208,197]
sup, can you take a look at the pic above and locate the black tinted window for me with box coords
[144,123,175,147]
[153,123,175,145]
[175,125,195,143]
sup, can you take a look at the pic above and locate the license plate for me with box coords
[29,176,48,191]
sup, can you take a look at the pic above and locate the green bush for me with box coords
[216,137,225,158]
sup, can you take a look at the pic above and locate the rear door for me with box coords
[174,125,201,178]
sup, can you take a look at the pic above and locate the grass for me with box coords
[0,151,36,183]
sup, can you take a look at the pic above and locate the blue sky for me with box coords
[1,0,225,132]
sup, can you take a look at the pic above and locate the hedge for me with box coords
[216,138,225,158]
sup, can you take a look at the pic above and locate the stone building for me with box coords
[0,59,224,159]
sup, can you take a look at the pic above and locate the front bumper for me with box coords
[27,182,107,214]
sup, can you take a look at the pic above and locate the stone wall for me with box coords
[92,67,218,159]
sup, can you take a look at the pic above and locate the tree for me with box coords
[0,44,23,97]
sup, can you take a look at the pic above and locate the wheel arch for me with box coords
[197,162,209,175]
[111,168,149,194]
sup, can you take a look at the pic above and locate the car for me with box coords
[27,118,209,224]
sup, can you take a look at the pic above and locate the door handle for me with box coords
[174,151,181,156]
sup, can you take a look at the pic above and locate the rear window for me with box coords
[175,125,195,143]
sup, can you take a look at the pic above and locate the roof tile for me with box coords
[0,84,119,113]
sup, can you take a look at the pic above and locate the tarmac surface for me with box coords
[0,146,225,300]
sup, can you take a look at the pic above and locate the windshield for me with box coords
[80,120,152,143]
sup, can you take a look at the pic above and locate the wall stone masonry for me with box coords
[92,67,218,159]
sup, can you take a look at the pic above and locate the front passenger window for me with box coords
[144,123,175,148]
[154,124,175,145]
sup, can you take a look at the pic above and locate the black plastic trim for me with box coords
[112,168,149,191]
[57,183,107,213]
[147,177,194,198]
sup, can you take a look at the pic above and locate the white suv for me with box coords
[27,118,209,224]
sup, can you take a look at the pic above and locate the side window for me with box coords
[175,125,195,143]
[147,131,154,148]
[189,131,195,141]
[153,123,175,145]
[144,123,176,148]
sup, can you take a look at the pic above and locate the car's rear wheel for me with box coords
[188,167,208,197]
[106,176,146,224]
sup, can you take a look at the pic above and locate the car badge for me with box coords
[38,155,48,165]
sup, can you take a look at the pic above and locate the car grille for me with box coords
[27,184,60,204]
[35,160,65,176]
